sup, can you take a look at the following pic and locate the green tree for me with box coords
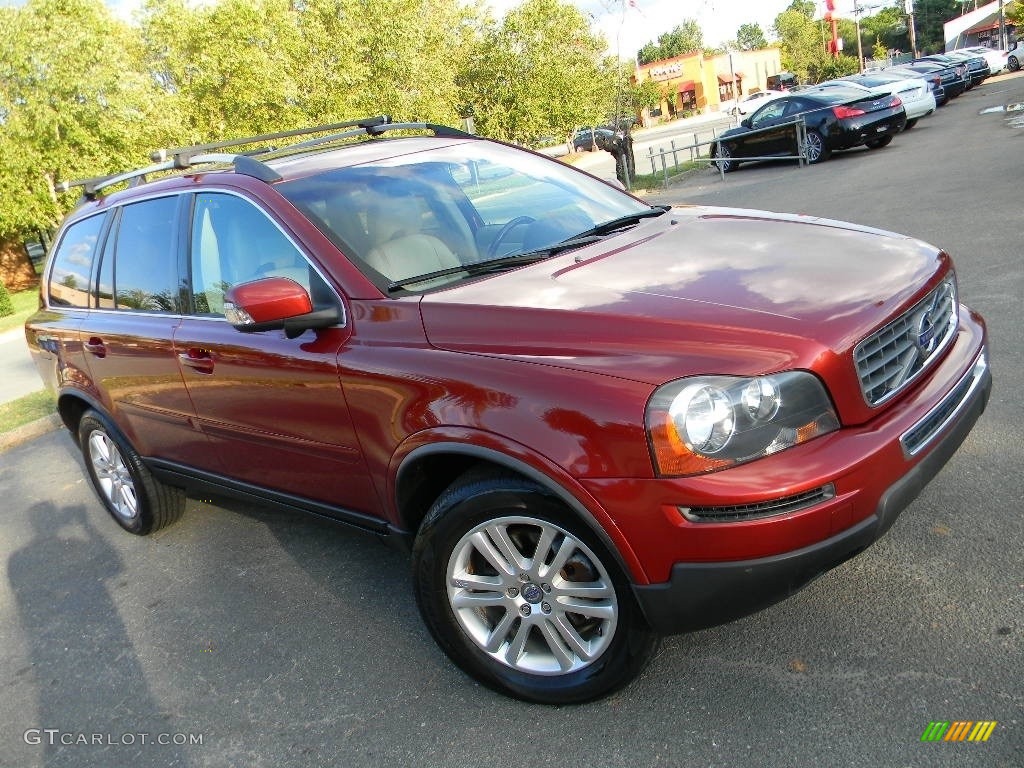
[786,0,816,20]
[872,37,888,61]
[809,54,860,81]
[774,6,823,81]
[140,0,305,140]
[1008,1,1023,27]
[861,6,909,55]
[0,0,176,238]
[911,0,963,54]
[462,0,610,145]
[0,281,13,318]
[636,19,704,65]
[736,22,768,51]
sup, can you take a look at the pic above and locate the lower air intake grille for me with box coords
[680,484,836,523]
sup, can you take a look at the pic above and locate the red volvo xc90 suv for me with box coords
[26,118,991,703]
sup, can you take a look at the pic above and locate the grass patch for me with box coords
[630,160,702,191]
[0,288,40,334]
[0,389,56,432]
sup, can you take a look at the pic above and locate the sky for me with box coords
[1,0,868,55]
[481,0,866,57]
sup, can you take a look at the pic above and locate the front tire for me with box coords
[903,118,918,130]
[78,410,184,535]
[412,471,658,704]
[1009,55,1020,72]
[866,135,893,149]
[803,130,831,164]
[713,143,738,173]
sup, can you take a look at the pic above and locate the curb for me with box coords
[0,413,62,453]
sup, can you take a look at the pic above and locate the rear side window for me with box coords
[109,197,181,312]
[48,214,105,308]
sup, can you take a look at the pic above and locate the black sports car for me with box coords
[711,87,906,173]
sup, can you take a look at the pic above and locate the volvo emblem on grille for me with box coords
[917,313,937,354]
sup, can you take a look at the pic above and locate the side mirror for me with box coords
[224,277,339,339]
[741,117,752,129]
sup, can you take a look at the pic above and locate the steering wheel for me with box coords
[486,216,536,259]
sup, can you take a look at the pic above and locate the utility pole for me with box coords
[998,0,1006,50]
[906,0,919,58]
[855,1,865,72]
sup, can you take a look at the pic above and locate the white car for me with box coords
[954,46,1009,75]
[827,75,937,129]
[1005,42,1022,72]
[730,89,786,116]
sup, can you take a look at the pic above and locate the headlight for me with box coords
[646,371,839,476]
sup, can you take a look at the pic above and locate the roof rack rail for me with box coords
[367,122,474,139]
[150,116,392,166]
[55,116,475,202]
[285,120,475,153]
[55,160,178,201]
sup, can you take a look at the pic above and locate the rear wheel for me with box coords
[713,143,738,173]
[1009,55,1020,72]
[78,410,184,535]
[412,471,658,704]
[803,130,831,164]
[866,135,893,149]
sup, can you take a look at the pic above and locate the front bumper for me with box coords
[630,347,990,635]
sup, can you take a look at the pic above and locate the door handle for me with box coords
[178,348,215,374]
[84,337,106,358]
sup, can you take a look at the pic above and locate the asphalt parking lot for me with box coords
[2,75,1022,768]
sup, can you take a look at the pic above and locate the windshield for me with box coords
[279,140,652,293]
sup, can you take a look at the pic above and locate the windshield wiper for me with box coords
[386,208,669,293]
[386,235,604,292]
[573,206,670,238]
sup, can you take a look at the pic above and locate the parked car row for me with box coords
[710,47,997,174]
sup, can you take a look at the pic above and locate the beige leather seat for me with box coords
[363,194,463,287]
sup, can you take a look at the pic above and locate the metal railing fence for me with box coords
[644,117,811,183]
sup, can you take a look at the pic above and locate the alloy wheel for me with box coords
[804,132,825,163]
[87,430,139,522]
[446,515,618,675]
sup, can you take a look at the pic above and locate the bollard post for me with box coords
[648,146,656,175]
[671,140,679,169]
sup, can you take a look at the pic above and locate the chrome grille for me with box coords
[855,277,957,406]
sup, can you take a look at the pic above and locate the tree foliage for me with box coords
[0,280,13,317]
[774,4,861,82]
[911,0,964,54]
[1008,1,1023,27]
[462,0,612,144]
[0,0,179,235]
[0,0,628,240]
[736,23,768,51]
[774,6,824,82]
[636,20,704,65]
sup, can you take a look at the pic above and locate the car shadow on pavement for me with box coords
[7,502,193,768]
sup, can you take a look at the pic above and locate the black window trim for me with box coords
[182,187,347,328]
[48,187,346,329]
[44,209,111,311]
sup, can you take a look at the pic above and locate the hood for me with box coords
[420,205,949,391]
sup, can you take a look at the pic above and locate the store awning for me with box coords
[717,72,744,83]
[676,80,696,92]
